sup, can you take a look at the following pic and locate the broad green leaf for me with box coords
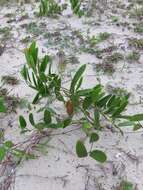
[70,64,86,94]
[96,94,112,108]
[19,115,27,129]
[76,140,88,158]
[90,133,99,143]
[112,97,129,117]
[44,110,52,124]
[107,95,116,107]
[0,147,6,161]
[90,150,107,163]
[91,85,104,104]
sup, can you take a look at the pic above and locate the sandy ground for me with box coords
[0,0,143,189]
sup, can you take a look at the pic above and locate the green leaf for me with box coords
[55,90,65,102]
[70,64,86,94]
[4,141,14,148]
[107,95,116,107]
[120,114,143,122]
[0,147,6,161]
[0,98,6,113]
[91,85,104,104]
[44,110,52,124]
[40,55,49,72]
[75,77,83,91]
[133,124,142,131]
[32,93,40,104]
[29,113,35,126]
[76,140,88,158]
[77,89,92,96]
[94,109,100,129]
[82,122,92,134]
[118,121,134,127]
[32,72,37,87]
[29,41,38,64]
[44,123,64,129]
[120,181,134,190]
[21,65,27,81]
[40,72,47,82]
[83,122,92,129]
[90,133,99,143]
[112,97,128,117]
[90,150,107,163]
[19,115,27,129]
[63,118,71,128]
[82,96,92,110]
[96,94,112,108]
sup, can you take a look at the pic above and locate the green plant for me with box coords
[96,62,115,74]
[1,41,143,171]
[89,32,111,46]
[118,180,134,190]
[130,6,143,19]
[39,0,62,17]
[18,42,143,163]
[24,22,44,36]
[1,75,19,85]
[104,52,123,63]
[134,23,143,33]
[111,15,119,22]
[0,26,12,40]
[126,51,140,62]
[70,0,84,17]
[129,38,143,49]
[0,87,21,113]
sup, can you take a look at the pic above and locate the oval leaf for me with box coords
[90,150,107,163]
[29,113,35,126]
[90,133,99,143]
[19,115,27,129]
[44,110,52,124]
[76,140,88,158]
